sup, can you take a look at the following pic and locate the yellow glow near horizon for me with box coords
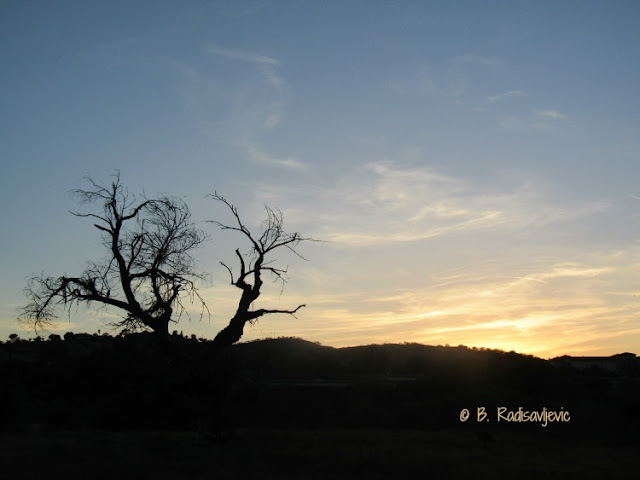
[5,246,639,361]
[215,251,640,359]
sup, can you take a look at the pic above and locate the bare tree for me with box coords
[20,172,208,339]
[206,193,312,353]
[19,178,316,436]
[190,193,314,439]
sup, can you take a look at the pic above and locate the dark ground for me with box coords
[2,428,638,479]
[1,334,638,478]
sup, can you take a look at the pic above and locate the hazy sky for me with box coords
[2,1,639,358]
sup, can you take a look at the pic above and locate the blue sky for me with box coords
[2,1,639,357]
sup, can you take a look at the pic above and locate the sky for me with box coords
[1,1,639,358]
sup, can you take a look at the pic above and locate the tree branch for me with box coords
[20,173,209,338]
[207,193,316,351]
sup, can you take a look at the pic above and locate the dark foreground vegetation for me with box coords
[1,334,639,478]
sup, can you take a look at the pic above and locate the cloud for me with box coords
[476,90,527,111]
[200,43,288,131]
[246,143,307,170]
[168,59,224,116]
[207,43,279,66]
[228,158,639,356]
[534,109,565,119]
[499,108,570,131]
[191,160,637,357]
[270,256,639,357]
[530,109,569,130]
[250,159,610,249]
[486,90,527,104]
[281,249,640,357]
[170,42,303,171]
[335,161,604,246]
[537,263,614,280]
[169,44,287,135]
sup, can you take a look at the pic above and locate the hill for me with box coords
[1,334,638,444]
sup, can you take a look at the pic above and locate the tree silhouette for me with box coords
[20,172,208,339]
[206,193,312,354]
[19,176,315,353]
[18,174,318,436]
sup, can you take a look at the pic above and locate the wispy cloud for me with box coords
[271,249,640,357]
[207,43,279,66]
[205,154,635,357]
[206,44,287,131]
[500,108,570,131]
[476,90,527,111]
[168,59,223,114]
[487,90,527,104]
[531,109,569,129]
[534,109,565,119]
[246,143,307,170]
[172,42,303,170]
[250,159,609,249]
[169,44,287,135]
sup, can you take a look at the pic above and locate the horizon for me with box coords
[3,330,637,362]
[2,2,639,360]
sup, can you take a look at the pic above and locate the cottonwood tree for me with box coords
[20,173,208,340]
[205,193,312,356]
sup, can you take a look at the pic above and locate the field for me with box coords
[1,427,637,479]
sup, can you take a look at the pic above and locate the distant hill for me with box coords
[1,333,638,443]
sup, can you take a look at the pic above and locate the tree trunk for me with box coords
[143,313,170,340]
[211,317,244,349]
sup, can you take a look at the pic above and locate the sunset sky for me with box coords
[2,1,639,358]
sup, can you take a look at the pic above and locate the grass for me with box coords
[1,428,637,479]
